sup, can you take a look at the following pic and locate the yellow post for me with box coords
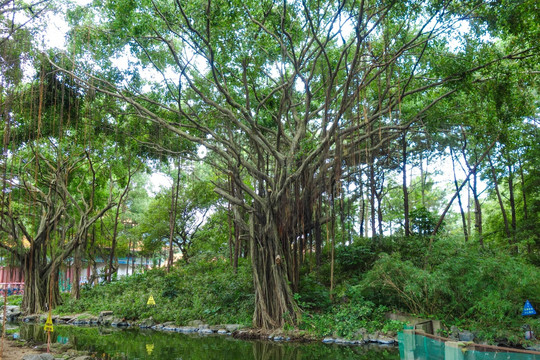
[44,313,54,332]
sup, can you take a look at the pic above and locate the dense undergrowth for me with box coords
[56,257,254,326]
[328,236,540,344]
[51,237,540,345]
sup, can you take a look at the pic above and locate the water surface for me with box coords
[17,323,399,360]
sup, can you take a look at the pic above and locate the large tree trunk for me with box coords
[249,209,299,329]
[22,246,60,314]
[22,249,47,314]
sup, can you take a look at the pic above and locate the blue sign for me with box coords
[522,300,536,316]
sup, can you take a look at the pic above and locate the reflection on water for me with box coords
[398,331,540,360]
[17,323,399,360]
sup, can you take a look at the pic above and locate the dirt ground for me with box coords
[0,338,41,360]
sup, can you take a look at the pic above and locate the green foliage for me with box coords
[7,295,23,306]
[335,241,376,275]
[161,273,179,299]
[296,273,331,311]
[359,242,540,331]
[409,206,440,236]
[190,208,231,257]
[135,161,219,260]
[56,259,253,326]
[299,292,404,339]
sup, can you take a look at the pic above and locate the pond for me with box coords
[15,323,400,360]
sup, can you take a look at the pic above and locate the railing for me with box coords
[399,329,540,359]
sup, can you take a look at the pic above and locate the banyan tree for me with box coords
[48,0,536,328]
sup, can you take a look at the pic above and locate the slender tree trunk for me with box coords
[369,159,376,238]
[232,200,242,272]
[71,244,82,299]
[227,199,233,263]
[488,155,511,241]
[340,191,346,245]
[329,191,335,299]
[432,139,496,238]
[168,161,181,272]
[472,171,483,246]
[107,203,122,282]
[231,172,244,272]
[420,153,426,207]
[507,163,517,251]
[451,149,468,241]
[88,225,99,285]
[359,195,365,237]
[402,134,410,237]
[463,146,483,245]
[315,197,322,269]
[518,158,530,253]
[131,239,136,274]
[107,172,132,282]
[467,182,471,238]
[127,237,132,275]
[358,171,365,237]
[364,193,369,238]
[347,185,353,243]
[376,179,384,236]
[292,182,301,292]
[518,158,528,219]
